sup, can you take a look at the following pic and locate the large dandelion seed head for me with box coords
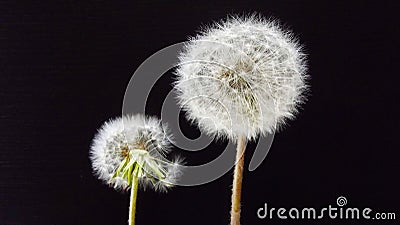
[175,15,308,140]
[90,114,183,192]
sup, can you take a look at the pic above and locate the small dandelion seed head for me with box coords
[175,14,309,140]
[90,114,183,191]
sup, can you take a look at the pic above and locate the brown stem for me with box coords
[230,135,247,225]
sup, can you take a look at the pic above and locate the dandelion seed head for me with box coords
[175,15,308,140]
[90,114,183,191]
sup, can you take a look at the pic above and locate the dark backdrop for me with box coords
[0,1,399,225]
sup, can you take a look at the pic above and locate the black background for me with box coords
[1,1,399,225]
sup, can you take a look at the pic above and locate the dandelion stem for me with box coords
[230,135,247,225]
[129,164,140,225]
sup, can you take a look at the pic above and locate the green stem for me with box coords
[129,165,140,225]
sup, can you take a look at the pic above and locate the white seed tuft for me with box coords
[175,15,309,140]
[90,114,183,192]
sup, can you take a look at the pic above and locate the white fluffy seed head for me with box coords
[175,15,308,141]
[90,114,183,192]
